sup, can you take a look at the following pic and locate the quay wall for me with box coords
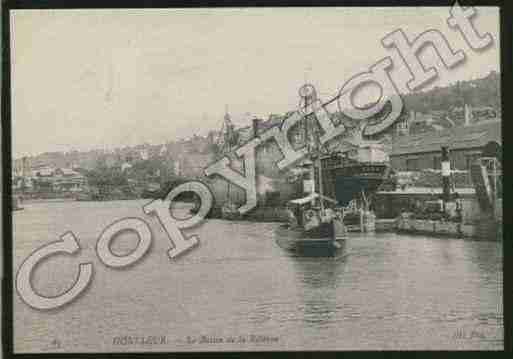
[374,189,486,224]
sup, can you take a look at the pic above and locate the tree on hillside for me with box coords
[85,159,129,198]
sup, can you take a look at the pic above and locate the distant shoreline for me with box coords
[21,197,150,204]
[21,197,77,204]
[19,197,191,204]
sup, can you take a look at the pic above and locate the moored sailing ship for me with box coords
[210,83,392,232]
[320,143,390,207]
[320,142,390,230]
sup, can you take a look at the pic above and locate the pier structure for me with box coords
[380,118,502,240]
[375,147,502,240]
[470,156,501,218]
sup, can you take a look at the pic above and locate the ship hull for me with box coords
[322,162,389,207]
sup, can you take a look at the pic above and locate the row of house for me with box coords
[12,131,219,176]
[12,103,501,201]
[393,104,499,138]
[12,166,87,193]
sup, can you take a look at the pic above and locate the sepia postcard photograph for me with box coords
[3,2,506,355]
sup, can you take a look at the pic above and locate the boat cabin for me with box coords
[287,194,317,227]
[287,193,338,230]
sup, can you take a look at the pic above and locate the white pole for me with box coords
[493,159,497,219]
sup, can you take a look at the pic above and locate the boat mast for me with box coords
[314,124,325,213]
[317,151,325,212]
[301,85,315,198]
[301,83,325,212]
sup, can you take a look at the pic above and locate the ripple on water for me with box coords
[13,201,503,351]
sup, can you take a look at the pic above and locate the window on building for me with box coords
[466,153,482,170]
[433,156,441,170]
[451,157,458,170]
[406,158,419,171]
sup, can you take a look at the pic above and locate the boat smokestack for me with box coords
[301,161,315,194]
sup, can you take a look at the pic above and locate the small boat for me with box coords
[275,84,347,256]
[275,224,343,255]
[275,193,346,256]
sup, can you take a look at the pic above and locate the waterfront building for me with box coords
[51,168,87,192]
[12,157,31,177]
[389,120,501,172]
[121,162,133,172]
[31,164,56,178]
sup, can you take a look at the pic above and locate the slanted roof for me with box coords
[391,120,501,156]
[289,193,319,205]
[37,168,54,176]
[57,168,78,176]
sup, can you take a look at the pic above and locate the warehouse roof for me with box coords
[391,120,501,156]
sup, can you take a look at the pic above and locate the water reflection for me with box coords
[290,242,348,286]
[14,201,503,350]
[462,240,502,275]
[288,241,348,327]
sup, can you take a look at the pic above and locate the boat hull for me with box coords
[274,222,344,257]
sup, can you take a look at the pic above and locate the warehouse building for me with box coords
[389,120,501,171]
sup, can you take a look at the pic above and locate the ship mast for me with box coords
[300,83,325,213]
[224,105,232,201]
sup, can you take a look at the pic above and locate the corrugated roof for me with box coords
[391,120,501,156]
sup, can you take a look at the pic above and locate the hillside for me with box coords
[402,70,500,122]
[14,71,500,171]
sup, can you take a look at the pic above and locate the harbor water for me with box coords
[13,200,502,351]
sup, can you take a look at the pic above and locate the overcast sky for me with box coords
[11,7,500,158]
